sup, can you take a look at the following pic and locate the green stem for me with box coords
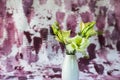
[66,50,76,55]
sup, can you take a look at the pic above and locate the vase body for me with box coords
[62,55,79,80]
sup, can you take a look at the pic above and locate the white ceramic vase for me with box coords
[62,54,79,80]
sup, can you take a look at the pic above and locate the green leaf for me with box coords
[55,31,66,43]
[66,43,76,54]
[80,21,96,37]
[80,38,89,49]
[51,22,59,35]
[67,35,82,44]
[55,36,62,43]
[51,22,71,44]
[84,22,96,28]
[72,35,82,46]
[86,29,97,38]
[61,30,70,38]
[61,30,71,44]
[80,22,85,32]
[55,30,71,44]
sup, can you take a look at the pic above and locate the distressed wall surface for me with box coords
[0,0,120,80]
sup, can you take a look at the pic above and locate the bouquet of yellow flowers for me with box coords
[51,21,97,57]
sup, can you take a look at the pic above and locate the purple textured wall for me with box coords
[0,0,120,80]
